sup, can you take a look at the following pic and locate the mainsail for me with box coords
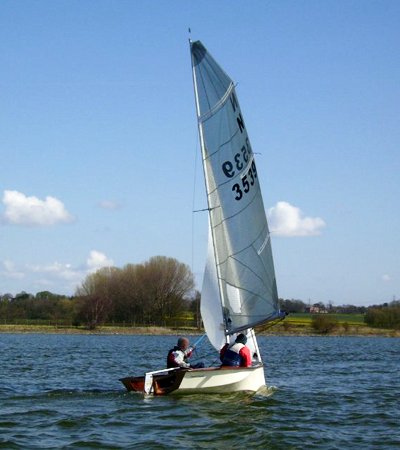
[191,41,281,339]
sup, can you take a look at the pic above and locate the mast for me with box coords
[189,40,229,343]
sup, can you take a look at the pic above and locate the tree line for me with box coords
[279,298,367,314]
[280,298,399,330]
[0,256,197,329]
[1,258,398,330]
[364,301,400,329]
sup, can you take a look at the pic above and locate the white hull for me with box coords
[120,365,266,395]
[175,365,266,394]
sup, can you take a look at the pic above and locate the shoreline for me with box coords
[0,324,398,338]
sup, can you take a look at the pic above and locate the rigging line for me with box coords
[193,207,212,213]
[193,333,207,348]
[191,130,201,277]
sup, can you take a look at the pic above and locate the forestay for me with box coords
[191,41,281,336]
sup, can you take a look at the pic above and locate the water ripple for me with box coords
[0,334,399,449]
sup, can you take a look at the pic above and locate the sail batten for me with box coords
[191,40,281,339]
[198,83,235,122]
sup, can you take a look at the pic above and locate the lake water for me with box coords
[0,334,399,449]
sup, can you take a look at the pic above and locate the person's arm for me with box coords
[239,346,252,367]
[183,347,194,359]
[170,350,190,368]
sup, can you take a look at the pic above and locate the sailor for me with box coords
[220,333,252,367]
[167,337,204,369]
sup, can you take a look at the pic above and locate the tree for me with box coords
[364,305,400,329]
[311,315,338,334]
[75,267,117,329]
[279,298,307,313]
[138,256,194,322]
[189,290,201,329]
[74,256,195,327]
[108,263,140,323]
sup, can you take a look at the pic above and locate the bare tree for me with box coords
[75,267,117,329]
[74,256,195,327]
[141,256,194,322]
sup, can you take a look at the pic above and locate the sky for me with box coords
[1,0,399,306]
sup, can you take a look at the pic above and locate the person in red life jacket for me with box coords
[220,333,252,367]
[167,337,204,369]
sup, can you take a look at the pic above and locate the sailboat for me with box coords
[120,40,284,395]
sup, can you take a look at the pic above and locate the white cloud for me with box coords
[382,274,391,282]
[1,260,25,279]
[1,250,114,295]
[87,250,114,272]
[267,201,326,237]
[27,250,114,281]
[98,200,121,210]
[28,262,82,281]
[35,279,55,288]
[2,190,73,226]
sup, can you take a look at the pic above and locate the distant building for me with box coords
[306,304,328,314]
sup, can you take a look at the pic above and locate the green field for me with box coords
[287,313,365,325]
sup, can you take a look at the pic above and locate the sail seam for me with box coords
[204,59,231,118]
[231,254,274,295]
[211,181,261,228]
[198,64,212,113]
[218,251,270,294]
[203,127,241,162]
[205,152,255,196]
[216,222,270,268]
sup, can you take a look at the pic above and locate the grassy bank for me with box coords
[0,320,399,337]
[258,321,400,337]
[0,324,201,335]
[257,313,400,337]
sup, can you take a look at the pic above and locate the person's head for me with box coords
[235,333,247,345]
[177,337,189,350]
